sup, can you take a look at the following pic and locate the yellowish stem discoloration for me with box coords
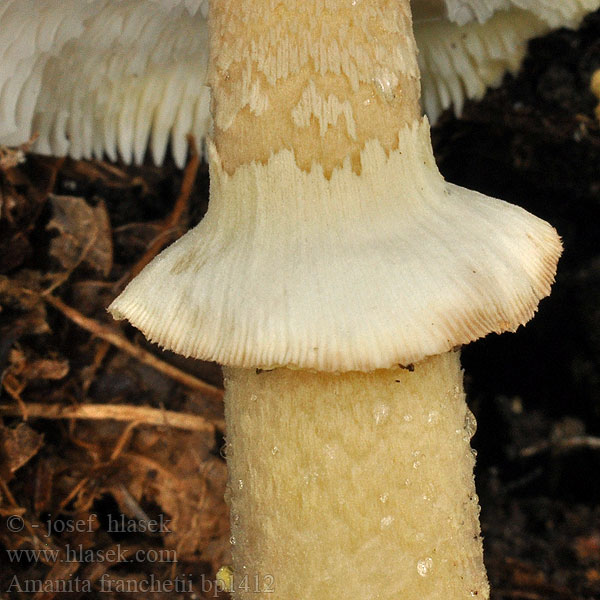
[209,0,420,175]
[224,352,489,599]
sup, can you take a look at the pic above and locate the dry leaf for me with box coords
[7,349,69,382]
[0,422,43,474]
[47,195,113,276]
[23,357,69,381]
[0,272,49,336]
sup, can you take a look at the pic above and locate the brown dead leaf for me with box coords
[23,358,69,381]
[128,430,229,562]
[47,195,113,276]
[9,348,69,381]
[65,421,229,570]
[0,422,43,474]
[8,349,69,382]
[0,271,42,311]
[0,271,49,336]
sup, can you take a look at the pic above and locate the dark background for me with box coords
[433,11,600,597]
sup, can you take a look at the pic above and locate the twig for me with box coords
[520,435,600,458]
[0,476,20,508]
[110,420,140,462]
[82,339,111,396]
[0,402,222,433]
[44,294,223,399]
[58,477,90,512]
[2,372,29,419]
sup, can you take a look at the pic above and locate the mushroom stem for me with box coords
[109,0,560,596]
[224,352,489,599]
[209,0,420,177]
[209,3,490,595]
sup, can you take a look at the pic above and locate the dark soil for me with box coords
[433,10,600,599]
[1,9,599,600]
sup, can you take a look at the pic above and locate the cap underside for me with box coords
[416,9,548,123]
[414,1,600,122]
[3,0,597,167]
[110,118,561,372]
[0,0,209,168]
[438,0,600,27]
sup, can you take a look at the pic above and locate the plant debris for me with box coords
[47,195,113,278]
[0,138,226,598]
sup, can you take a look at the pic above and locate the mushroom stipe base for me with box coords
[223,351,489,599]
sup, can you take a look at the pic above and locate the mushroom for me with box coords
[413,0,600,122]
[0,0,209,168]
[110,0,562,597]
[2,0,598,169]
